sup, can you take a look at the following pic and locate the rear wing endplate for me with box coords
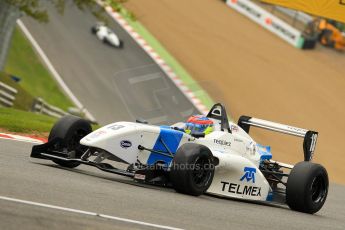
[238,116,318,161]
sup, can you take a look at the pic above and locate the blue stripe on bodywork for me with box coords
[266,191,273,201]
[147,127,183,165]
[257,144,272,162]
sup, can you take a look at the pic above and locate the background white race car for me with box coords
[91,23,123,48]
[31,103,328,214]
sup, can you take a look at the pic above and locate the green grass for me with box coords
[0,107,57,134]
[0,26,100,136]
[0,107,99,136]
[4,27,73,110]
[0,72,34,110]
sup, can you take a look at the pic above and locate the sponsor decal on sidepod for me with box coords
[214,139,231,147]
[120,140,132,149]
[220,167,262,197]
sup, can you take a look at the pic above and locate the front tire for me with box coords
[48,115,92,168]
[286,161,328,214]
[170,143,215,196]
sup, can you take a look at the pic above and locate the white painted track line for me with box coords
[0,133,45,144]
[0,136,42,144]
[0,195,184,230]
[16,20,97,123]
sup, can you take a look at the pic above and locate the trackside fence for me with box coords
[0,81,17,107]
[31,97,68,118]
[1,78,84,120]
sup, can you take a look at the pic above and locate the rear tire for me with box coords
[286,161,328,214]
[170,143,215,196]
[118,40,124,49]
[49,115,92,168]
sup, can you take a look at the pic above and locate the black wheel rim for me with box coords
[310,174,327,204]
[192,156,213,188]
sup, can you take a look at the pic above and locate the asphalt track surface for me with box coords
[21,2,198,125]
[1,139,345,230]
[6,2,345,230]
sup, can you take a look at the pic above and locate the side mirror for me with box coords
[136,118,148,124]
[191,132,205,138]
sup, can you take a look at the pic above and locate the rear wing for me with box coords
[238,116,318,161]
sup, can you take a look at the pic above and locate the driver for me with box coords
[185,115,214,135]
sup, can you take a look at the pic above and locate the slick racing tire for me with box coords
[170,143,215,196]
[286,161,328,214]
[48,115,92,168]
[117,40,124,49]
[91,26,97,34]
[102,38,108,45]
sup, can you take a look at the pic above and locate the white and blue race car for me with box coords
[91,22,123,48]
[31,103,328,214]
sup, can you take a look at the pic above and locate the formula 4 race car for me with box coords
[31,103,328,214]
[91,22,123,48]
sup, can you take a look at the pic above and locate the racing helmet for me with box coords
[185,115,214,135]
